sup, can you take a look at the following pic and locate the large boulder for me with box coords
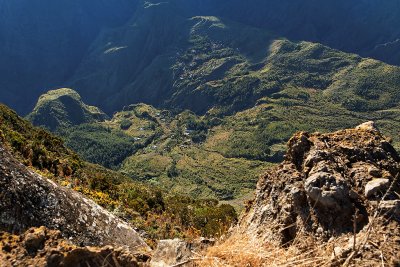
[239,122,400,245]
[0,145,150,253]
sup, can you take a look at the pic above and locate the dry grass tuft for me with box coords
[195,218,400,267]
[196,233,332,267]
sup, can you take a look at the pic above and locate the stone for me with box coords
[23,227,46,254]
[355,121,378,131]
[304,172,349,210]
[368,166,382,178]
[0,145,150,253]
[238,124,399,246]
[0,227,145,267]
[150,237,215,267]
[150,239,194,267]
[364,179,390,198]
[379,200,400,218]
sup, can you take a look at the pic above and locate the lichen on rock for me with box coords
[0,145,150,253]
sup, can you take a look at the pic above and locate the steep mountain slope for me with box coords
[0,0,140,114]
[27,88,108,131]
[2,0,400,114]
[67,1,400,114]
[68,6,274,113]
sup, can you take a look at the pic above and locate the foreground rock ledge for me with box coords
[0,145,150,253]
[0,227,149,267]
[239,122,400,244]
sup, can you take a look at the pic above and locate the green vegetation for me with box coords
[0,104,82,176]
[60,124,136,169]
[38,102,270,205]
[1,104,237,245]
[26,18,400,210]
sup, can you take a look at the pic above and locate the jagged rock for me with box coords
[0,227,149,267]
[364,178,390,198]
[0,145,150,253]
[304,172,350,210]
[238,122,400,245]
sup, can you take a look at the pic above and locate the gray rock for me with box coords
[364,179,390,198]
[150,237,215,267]
[304,172,349,210]
[150,239,194,267]
[0,145,150,253]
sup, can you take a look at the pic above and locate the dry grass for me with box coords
[192,172,400,267]
[196,233,332,267]
[192,213,400,267]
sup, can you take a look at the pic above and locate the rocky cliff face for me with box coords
[240,122,400,244]
[0,144,150,253]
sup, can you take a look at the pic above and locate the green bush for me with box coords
[120,119,133,130]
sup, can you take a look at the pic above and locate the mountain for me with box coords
[3,1,400,265]
[0,0,140,115]
[27,88,108,131]
[2,0,400,115]
[27,37,400,204]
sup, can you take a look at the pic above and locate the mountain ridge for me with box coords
[2,0,400,114]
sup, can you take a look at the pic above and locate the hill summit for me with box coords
[27,88,108,131]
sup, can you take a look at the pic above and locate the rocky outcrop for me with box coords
[0,227,149,267]
[0,145,150,253]
[239,122,400,245]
